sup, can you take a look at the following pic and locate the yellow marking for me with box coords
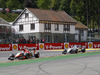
[44,48,100,51]
[86,48,100,50]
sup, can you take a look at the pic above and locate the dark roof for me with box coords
[0,18,9,25]
[27,8,76,23]
[75,21,88,29]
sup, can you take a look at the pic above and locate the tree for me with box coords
[70,0,77,16]
[97,0,100,35]
[23,0,34,8]
[6,0,21,9]
[60,0,71,14]
[0,0,7,8]
[37,0,60,10]
[37,0,51,9]
[51,0,61,10]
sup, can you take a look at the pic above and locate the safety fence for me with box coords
[0,42,100,51]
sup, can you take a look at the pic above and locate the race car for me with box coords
[62,45,86,54]
[8,48,40,61]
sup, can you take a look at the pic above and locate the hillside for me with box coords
[0,13,19,22]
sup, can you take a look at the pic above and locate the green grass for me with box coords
[0,12,19,22]
[0,51,100,68]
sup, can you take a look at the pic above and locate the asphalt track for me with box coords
[0,49,100,75]
[0,48,100,63]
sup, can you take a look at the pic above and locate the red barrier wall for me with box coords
[18,44,39,51]
[44,43,64,50]
[0,44,12,51]
[93,42,100,48]
[68,42,88,48]
[0,42,100,51]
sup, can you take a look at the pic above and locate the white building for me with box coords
[12,8,88,43]
[75,21,88,42]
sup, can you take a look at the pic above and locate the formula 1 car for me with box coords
[62,45,86,54]
[8,48,40,61]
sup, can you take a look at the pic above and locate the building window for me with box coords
[45,35,50,43]
[31,23,35,30]
[67,25,70,31]
[19,24,23,31]
[44,23,51,30]
[66,36,69,42]
[64,36,69,42]
[80,30,84,36]
[63,24,70,31]
[25,13,28,18]
[55,24,59,31]
[55,35,58,43]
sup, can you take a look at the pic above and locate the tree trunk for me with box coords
[98,0,100,37]
[86,0,89,26]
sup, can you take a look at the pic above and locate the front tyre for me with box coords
[75,49,78,53]
[62,50,67,54]
[81,48,86,53]
[8,54,15,61]
[8,56,15,61]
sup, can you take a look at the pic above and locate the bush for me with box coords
[1,10,7,14]
[0,13,19,22]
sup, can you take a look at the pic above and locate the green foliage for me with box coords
[37,0,61,10]
[37,0,51,9]
[51,0,61,10]
[1,10,6,14]
[6,0,21,9]
[0,13,19,22]
[70,0,77,16]
[51,0,56,7]
[0,0,6,8]
[60,0,70,14]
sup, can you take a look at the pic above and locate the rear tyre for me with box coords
[34,52,40,58]
[25,53,30,59]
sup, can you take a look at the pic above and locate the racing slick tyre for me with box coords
[8,54,15,61]
[70,49,76,54]
[34,52,40,58]
[8,57,14,61]
[62,51,67,54]
[81,48,86,53]
[75,49,78,53]
[62,49,67,54]
[25,53,30,59]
